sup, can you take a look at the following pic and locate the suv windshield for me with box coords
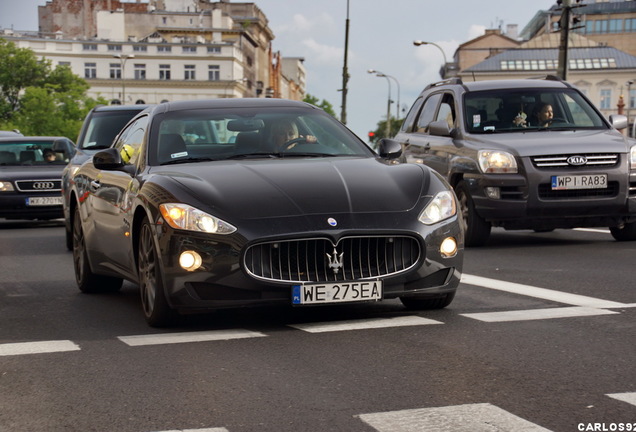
[80,110,146,150]
[464,88,606,134]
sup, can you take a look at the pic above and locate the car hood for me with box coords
[150,157,430,219]
[466,129,631,157]
[0,165,66,180]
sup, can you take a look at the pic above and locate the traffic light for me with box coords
[368,131,375,141]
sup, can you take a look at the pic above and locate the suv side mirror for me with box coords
[609,114,628,130]
[377,138,402,159]
[94,148,125,170]
[428,120,453,137]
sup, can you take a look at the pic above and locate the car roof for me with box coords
[0,136,72,142]
[423,76,571,94]
[150,98,317,115]
[91,104,151,113]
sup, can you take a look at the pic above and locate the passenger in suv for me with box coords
[394,76,636,246]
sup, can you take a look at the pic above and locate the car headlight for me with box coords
[630,145,636,170]
[159,203,237,234]
[0,181,15,192]
[419,190,457,225]
[478,150,518,173]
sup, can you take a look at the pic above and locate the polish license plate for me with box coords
[551,174,607,190]
[292,280,382,305]
[26,196,63,206]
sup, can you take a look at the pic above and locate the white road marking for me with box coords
[154,429,229,432]
[289,315,443,333]
[461,306,618,322]
[461,274,627,309]
[358,403,552,432]
[607,392,636,407]
[573,228,611,234]
[0,340,80,356]
[118,329,267,347]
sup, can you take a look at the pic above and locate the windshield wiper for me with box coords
[160,157,217,165]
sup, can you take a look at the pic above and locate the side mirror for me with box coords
[377,138,402,159]
[428,120,453,137]
[609,114,628,130]
[94,148,125,170]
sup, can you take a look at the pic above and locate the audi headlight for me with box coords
[419,190,457,225]
[159,203,237,234]
[478,150,518,173]
[630,145,636,170]
[0,181,15,192]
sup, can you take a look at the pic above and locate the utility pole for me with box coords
[556,0,571,80]
[340,0,350,124]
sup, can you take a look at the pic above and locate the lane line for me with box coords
[153,429,229,432]
[607,392,636,407]
[118,329,267,347]
[289,316,443,333]
[358,403,552,432]
[461,306,618,322]
[0,340,80,357]
[574,228,611,234]
[461,274,627,309]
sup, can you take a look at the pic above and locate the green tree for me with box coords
[303,94,337,117]
[368,116,402,145]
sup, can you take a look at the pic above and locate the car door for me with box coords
[397,93,443,167]
[89,116,148,273]
[424,93,457,177]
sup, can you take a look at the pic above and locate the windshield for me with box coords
[0,140,69,166]
[149,107,372,166]
[464,88,607,134]
[80,110,144,150]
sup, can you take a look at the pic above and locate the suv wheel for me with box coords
[455,181,491,247]
[610,222,636,241]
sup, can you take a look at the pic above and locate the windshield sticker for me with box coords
[472,114,481,128]
[171,151,188,159]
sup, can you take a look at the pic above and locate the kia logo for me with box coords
[567,156,587,166]
[33,181,55,189]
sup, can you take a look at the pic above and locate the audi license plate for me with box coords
[26,196,63,206]
[551,174,607,190]
[292,280,382,305]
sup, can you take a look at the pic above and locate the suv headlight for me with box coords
[419,190,457,225]
[478,150,518,174]
[630,145,636,170]
[0,181,15,192]
[159,203,237,234]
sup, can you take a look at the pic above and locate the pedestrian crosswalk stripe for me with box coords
[118,329,267,347]
[288,315,443,333]
[461,306,619,322]
[358,403,552,432]
[607,392,636,407]
[0,340,80,356]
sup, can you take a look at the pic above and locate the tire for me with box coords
[454,181,491,247]
[400,291,456,310]
[610,222,636,241]
[138,218,175,327]
[65,224,73,251]
[72,206,123,293]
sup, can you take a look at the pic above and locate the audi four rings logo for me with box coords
[567,156,587,166]
[33,182,55,189]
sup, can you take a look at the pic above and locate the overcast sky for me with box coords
[0,0,556,140]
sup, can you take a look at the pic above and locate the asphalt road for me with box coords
[0,220,634,432]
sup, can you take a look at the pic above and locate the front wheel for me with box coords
[455,181,491,247]
[138,218,175,327]
[610,222,636,241]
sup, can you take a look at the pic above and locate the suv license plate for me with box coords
[551,174,607,190]
[26,196,63,206]
[292,281,382,305]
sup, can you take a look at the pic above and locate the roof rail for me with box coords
[424,77,463,91]
[528,74,564,82]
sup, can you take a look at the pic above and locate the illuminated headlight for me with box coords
[478,150,518,173]
[630,145,636,170]
[179,250,203,271]
[159,203,237,234]
[419,190,457,225]
[440,237,458,258]
[0,181,15,192]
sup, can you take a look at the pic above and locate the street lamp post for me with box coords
[367,69,392,138]
[113,54,134,104]
[413,40,447,79]
[627,80,633,137]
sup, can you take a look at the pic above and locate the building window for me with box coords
[158,45,172,52]
[84,63,97,79]
[208,65,220,81]
[625,18,636,32]
[629,89,636,110]
[83,44,97,51]
[133,45,147,52]
[159,64,171,80]
[110,63,122,79]
[207,46,221,54]
[184,65,196,80]
[609,19,622,33]
[162,17,167,24]
[58,61,71,67]
[600,89,612,110]
[594,19,609,34]
[183,46,197,53]
[107,44,122,52]
[134,64,146,80]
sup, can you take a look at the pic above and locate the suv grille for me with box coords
[244,236,421,283]
[15,179,62,192]
[532,154,618,169]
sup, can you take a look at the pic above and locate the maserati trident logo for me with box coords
[33,181,55,190]
[326,247,344,275]
[567,155,587,166]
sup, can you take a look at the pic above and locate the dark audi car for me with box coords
[67,99,463,327]
[0,136,75,220]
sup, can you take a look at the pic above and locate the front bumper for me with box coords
[0,193,63,220]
